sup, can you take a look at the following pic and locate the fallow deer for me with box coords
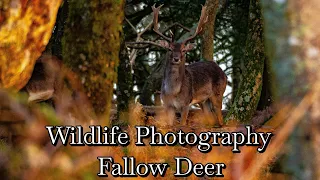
[23,54,96,123]
[127,5,227,126]
[24,54,62,104]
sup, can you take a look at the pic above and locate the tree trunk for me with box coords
[62,0,125,123]
[0,0,62,90]
[139,54,166,105]
[228,0,250,102]
[257,59,273,110]
[201,0,219,61]
[226,0,265,123]
[45,1,69,59]
[116,38,133,123]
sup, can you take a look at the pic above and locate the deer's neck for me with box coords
[163,61,186,95]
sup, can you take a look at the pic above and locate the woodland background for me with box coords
[0,0,319,179]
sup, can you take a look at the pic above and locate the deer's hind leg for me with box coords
[180,106,189,125]
[199,100,216,126]
[209,94,224,126]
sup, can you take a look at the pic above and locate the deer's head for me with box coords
[158,41,195,65]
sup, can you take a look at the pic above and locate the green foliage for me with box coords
[38,104,61,125]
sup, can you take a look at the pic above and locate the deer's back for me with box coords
[186,61,226,104]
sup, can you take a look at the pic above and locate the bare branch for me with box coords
[126,41,167,49]
[125,17,138,33]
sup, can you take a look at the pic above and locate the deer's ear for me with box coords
[184,43,195,51]
[157,40,170,49]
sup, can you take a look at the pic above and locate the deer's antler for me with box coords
[126,4,171,50]
[126,4,208,51]
[151,4,172,42]
[183,5,208,43]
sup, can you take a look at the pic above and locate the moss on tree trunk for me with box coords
[228,0,250,102]
[62,0,124,122]
[226,0,265,123]
[201,0,219,61]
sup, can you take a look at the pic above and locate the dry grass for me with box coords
[0,64,319,179]
[0,90,276,180]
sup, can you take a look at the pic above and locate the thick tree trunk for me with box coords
[226,0,265,123]
[62,0,125,123]
[0,0,62,90]
[228,0,250,102]
[201,0,219,61]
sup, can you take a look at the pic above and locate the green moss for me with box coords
[62,0,124,118]
[226,0,265,123]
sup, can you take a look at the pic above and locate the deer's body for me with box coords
[162,61,226,106]
[127,4,227,126]
[25,55,62,103]
[161,46,227,126]
[23,54,96,123]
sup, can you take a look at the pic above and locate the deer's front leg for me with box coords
[165,105,176,126]
[210,95,224,127]
[180,106,189,125]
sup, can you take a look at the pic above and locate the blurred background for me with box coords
[0,0,319,179]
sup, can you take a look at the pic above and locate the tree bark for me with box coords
[139,53,166,105]
[228,0,250,102]
[0,0,62,90]
[116,38,133,123]
[257,59,273,110]
[226,0,265,123]
[45,1,69,59]
[201,0,219,61]
[62,0,125,123]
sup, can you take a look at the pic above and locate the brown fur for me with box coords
[25,55,62,102]
[24,55,97,124]
[161,43,227,126]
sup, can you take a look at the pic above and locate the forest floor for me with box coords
[0,97,290,179]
